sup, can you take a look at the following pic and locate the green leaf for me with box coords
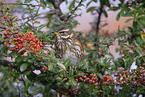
[137,20,144,29]
[86,6,96,13]
[68,77,77,86]
[109,7,120,11]
[92,0,97,3]
[100,23,108,28]
[35,0,39,3]
[28,86,41,95]
[69,0,75,11]
[86,1,92,8]
[0,33,2,38]
[48,62,53,70]
[125,18,133,23]
[20,63,29,72]
[15,56,23,64]
[0,69,6,72]
[122,14,132,17]
[24,0,32,3]
[103,10,108,18]
[18,48,25,53]
[65,0,68,5]
[1,73,8,84]
[116,9,123,21]
[96,73,103,78]
[63,59,70,67]
[50,50,55,58]
[96,59,104,66]
[38,24,46,31]
[57,62,66,70]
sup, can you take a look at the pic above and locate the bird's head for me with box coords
[54,29,73,41]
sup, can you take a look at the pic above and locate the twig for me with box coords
[95,1,104,58]
[49,0,64,20]
[64,0,83,23]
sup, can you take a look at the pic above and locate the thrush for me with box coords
[54,28,84,66]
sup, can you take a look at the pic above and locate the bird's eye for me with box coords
[59,31,64,33]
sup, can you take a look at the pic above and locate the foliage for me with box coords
[0,0,145,96]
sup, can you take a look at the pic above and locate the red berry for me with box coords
[44,66,47,70]
[4,42,7,45]
[9,41,11,44]
[15,34,19,37]
[3,16,7,19]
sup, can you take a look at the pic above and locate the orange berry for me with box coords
[119,74,122,77]
[4,32,7,36]
[19,34,22,37]
[29,38,32,41]
[35,49,39,52]
[90,74,93,77]
[28,32,33,35]
[73,90,75,94]
[3,16,7,19]
[33,39,36,42]
[120,50,123,53]
[75,78,78,82]
[31,47,34,50]
[33,35,36,38]
[44,66,47,70]
[114,90,118,93]
[130,45,134,49]
[79,77,83,81]
[94,83,98,86]
[23,49,26,52]
[89,80,93,83]
[86,77,90,81]
[126,78,129,80]
[93,74,96,77]
[83,75,87,78]
[117,76,119,79]
[6,29,9,33]
[15,34,19,37]
[13,38,17,41]
[9,41,11,44]
[4,42,7,45]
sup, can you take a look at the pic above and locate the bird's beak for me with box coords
[55,32,59,34]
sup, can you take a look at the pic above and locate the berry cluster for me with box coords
[76,73,114,86]
[76,73,98,84]
[75,63,145,86]
[3,29,43,54]
[116,66,145,85]
[61,89,77,95]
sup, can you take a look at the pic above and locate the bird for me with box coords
[54,26,84,66]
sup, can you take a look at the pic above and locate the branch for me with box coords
[95,1,105,58]
[64,0,83,23]
[49,0,64,21]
